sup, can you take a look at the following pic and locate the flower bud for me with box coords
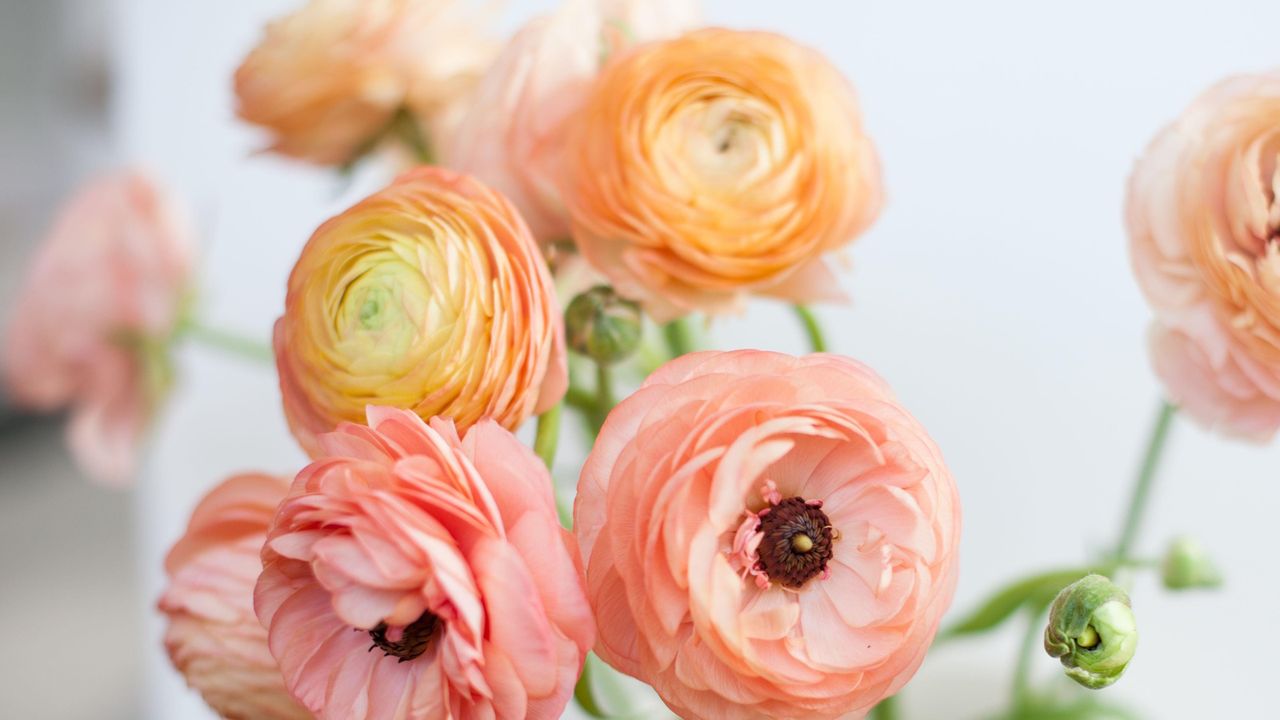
[1043,574,1137,690]
[564,285,643,364]
[1161,536,1222,591]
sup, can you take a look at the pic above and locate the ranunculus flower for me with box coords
[444,0,699,242]
[1128,71,1280,440]
[255,407,593,719]
[234,0,494,166]
[561,29,883,321]
[3,170,192,484]
[274,167,566,457]
[575,351,960,720]
[159,473,310,720]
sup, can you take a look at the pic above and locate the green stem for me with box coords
[565,385,597,413]
[182,321,273,363]
[793,304,828,353]
[573,659,609,718]
[592,362,615,433]
[1113,400,1177,562]
[1012,608,1043,708]
[869,694,901,720]
[533,402,562,470]
[662,316,696,359]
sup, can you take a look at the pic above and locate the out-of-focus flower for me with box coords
[444,0,698,242]
[1044,574,1138,690]
[274,167,566,457]
[159,473,310,720]
[561,28,883,321]
[1128,72,1280,440]
[235,0,495,166]
[564,285,643,364]
[255,407,593,720]
[1160,536,1223,591]
[2,170,192,485]
[574,350,960,720]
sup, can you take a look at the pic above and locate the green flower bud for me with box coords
[1043,574,1137,690]
[1161,536,1222,591]
[564,286,642,365]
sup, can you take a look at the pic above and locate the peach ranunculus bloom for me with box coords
[274,167,567,457]
[255,407,594,719]
[561,28,883,321]
[443,0,699,243]
[575,351,961,720]
[1128,71,1280,440]
[234,0,495,166]
[159,473,311,720]
[2,170,192,484]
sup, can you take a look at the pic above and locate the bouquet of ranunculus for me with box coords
[6,1,1265,718]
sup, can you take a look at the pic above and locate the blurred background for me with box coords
[2,0,1278,718]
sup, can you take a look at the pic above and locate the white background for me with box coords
[107,0,1280,718]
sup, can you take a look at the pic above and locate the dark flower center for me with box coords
[367,610,440,663]
[755,496,835,588]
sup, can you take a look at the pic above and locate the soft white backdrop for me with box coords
[116,1,1280,717]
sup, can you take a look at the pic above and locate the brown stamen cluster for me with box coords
[367,610,440,663]
[755,497,835,588]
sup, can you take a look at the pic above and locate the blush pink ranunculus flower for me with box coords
[159,473,311,720]
[575,351,961,720]
[255,407,594,720]
[443,0,699,243]
[1128,71,1280,440]
[3,170,193,484]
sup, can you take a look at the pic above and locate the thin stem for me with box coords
[565,385,597,413]
[182,321,273,363]
[573,659,609,718]
[533,402,562,470]
[662,317,696,359]
[869,694,901,720]
[792,305,828,353]
[592,362,615,433]
[1113,400,1177,562]
[1012,607,1043,708]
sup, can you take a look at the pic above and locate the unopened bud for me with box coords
[564,286,642,364]
[1043,574,1137,690]
[1161,536,1222,591]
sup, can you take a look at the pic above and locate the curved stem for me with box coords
[662,317,696,359]
[182,321,273,363]
[565,385,596,413]
[1011,608,1043,708]
[869,694,901,720]
[591,362,615,434]
[533,402,562,470]
[792,305,828,353]
[573,659,609,718]
[1113,400,1177,562]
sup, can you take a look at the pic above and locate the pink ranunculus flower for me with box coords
[3,170,193,484]
[1128,71,1280,440]
[443,0,699,243]
[575,351,961,720]
[159,473,310,720]
[255,407,594,720]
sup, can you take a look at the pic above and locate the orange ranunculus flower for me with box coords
[234,0,494,166]
[158,473,310,720]
[562,28,883,321]
[1128,71,1280,439]
[274,167,566,456]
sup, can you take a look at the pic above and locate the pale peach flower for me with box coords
[159,473,310,720]
[255,407,593,720]
[235,0,495,165]
[575,351,961,720]
[274,167,566,457]
[3,170,192,484]
[562,29,883,321]
[1128,71,1280,440]
[444,0,699,242]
